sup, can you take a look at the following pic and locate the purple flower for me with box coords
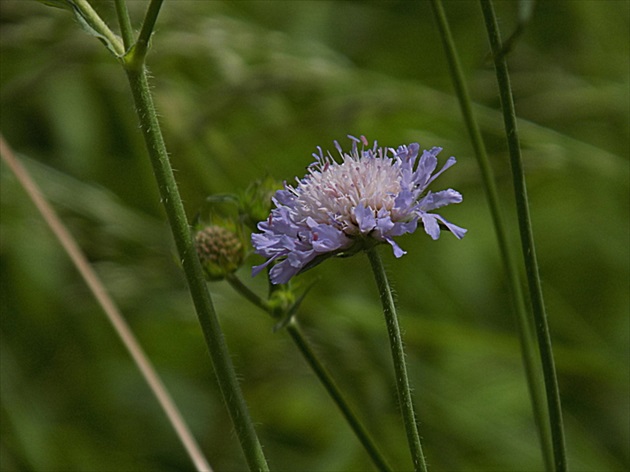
[252,136,467,284]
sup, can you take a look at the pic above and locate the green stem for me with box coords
[225,274,272,313]
[114,0,134,50]
[225,274,392,472]
[285,320,391,472]
[57,1,269,470]
[479,2,567,471]
[131,0,164,66]
[367,248,427,472]
[428,1,554,470]
[103,2,269,468]
[123,65,268,472]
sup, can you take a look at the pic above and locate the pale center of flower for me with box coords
[295,156,401,231]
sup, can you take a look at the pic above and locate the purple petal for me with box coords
[386,237,407,258]
[420,213,441,240]
[427,156,457,187]
[418,189,463,211]
[311,224,349,252]
[434,214,468,239]
[355,203,376,233]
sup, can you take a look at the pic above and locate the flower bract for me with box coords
[252,136,466,284]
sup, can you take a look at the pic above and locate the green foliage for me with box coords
[1,1,628,471]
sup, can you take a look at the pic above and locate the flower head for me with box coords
[195,225,245,280]
[252,136,466,284]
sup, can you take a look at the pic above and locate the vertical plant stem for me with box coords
[130,0,164,66]
[113,0,134,50]
[428,1,554,469]
[225,275,392,472]
[479,2,567,470]
[0,135,212,472]
[47,1,268,469]
[367,248,427,472]
[123,65,268,472]
[109,3,268,469]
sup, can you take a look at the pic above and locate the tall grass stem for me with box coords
[0,135,212,472]
[428,1,554,469]
[479,1,567,470]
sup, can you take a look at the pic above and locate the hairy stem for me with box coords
[367,248,427,472]
[45,0,269,469]
[123,65,268,472]
[128,0,164,67]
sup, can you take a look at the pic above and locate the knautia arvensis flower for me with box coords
[252,136,467,284]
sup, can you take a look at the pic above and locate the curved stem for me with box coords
[367,248,427,472]
[479,2,567,470]
[225,274,272,313]
[225,274,392,472]
[428,1,554,469]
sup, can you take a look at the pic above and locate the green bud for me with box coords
[194,225,245,281]
[239,177,282,231]
[267,286,296,318]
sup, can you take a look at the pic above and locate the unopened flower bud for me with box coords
[195,225,244,281]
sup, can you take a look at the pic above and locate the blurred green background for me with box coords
[1,1,628,471]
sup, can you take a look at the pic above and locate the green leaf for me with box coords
[36,0,122,56]
[67,1,121,56]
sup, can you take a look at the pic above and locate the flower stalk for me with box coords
[479,1,567,470]
[224,274,392,472]
[367,247,427,472]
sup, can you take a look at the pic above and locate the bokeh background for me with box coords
[1,1,628,471]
